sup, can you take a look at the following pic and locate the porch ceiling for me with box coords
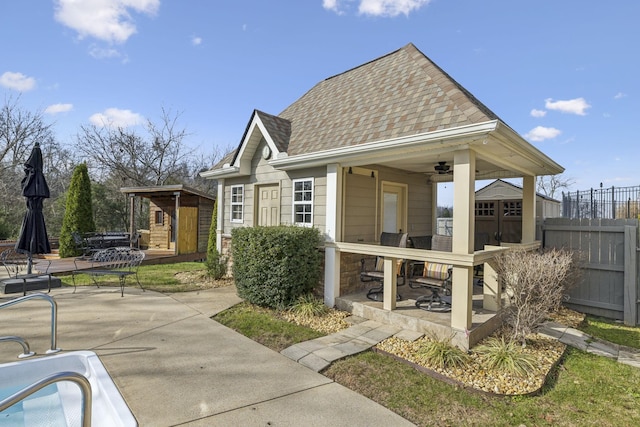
[361,122,565,182]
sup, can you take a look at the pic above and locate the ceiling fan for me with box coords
[434,161,452,174]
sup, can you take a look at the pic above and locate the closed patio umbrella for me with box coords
[15,142,51,274]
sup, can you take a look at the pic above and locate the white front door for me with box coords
[381,182,407,234]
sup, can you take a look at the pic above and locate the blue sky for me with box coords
[1,0,638,204]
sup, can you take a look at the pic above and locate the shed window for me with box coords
[154,210,164,225]
[293,178,314,226]
[231,185,244,222]
[475,202,495,217]
[503,201,522,217]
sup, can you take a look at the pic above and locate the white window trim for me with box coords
[230,184,244,223]
[292,178,314,227]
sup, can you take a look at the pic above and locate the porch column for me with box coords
[216,179,225,252]
[522,175,536,243]
[383,257,398,310]
[128,194,135,247]
[451,149,476,331]
[483,259,501,311]
[324,164,343,307]
[174,191,180,255]
[431,182,438,236]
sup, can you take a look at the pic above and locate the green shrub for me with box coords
[289,293,329,318]
[58,164,96,258]
[231,226,322,309]
[205,199,226,279]
[474,336,536,377]
[417,335,470,369]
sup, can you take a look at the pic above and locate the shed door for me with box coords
[178,206,198,254]
[257,184,280,227]
[474,200,522,246]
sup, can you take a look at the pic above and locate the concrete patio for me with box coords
[0,285,414,426]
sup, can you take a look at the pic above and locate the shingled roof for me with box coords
[206,43,542,176]
[278,43,501,156]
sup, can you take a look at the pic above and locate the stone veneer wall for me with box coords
[340,252,370,295]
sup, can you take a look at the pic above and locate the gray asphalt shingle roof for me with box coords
[278,43,501,156]
[210,43,503,170]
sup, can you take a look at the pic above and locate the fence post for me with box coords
[612,186,616,219]
[623,225,638,326]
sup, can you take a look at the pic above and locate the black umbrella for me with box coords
[15,142,51,274]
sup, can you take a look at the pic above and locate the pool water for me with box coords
[0,351,136,427]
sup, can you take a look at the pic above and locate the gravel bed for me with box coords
[285,305,585,396]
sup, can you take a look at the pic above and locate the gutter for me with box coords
[269,121,499,171]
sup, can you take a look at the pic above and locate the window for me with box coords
[154,210,164,225]
[292,178,314,226]
[475,202,495,217]
[503,201,522,217]
[230,185,244,222]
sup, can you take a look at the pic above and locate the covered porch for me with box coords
[309,121,563,349]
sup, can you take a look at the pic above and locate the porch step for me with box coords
[281,320,417,372]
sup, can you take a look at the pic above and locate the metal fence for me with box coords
[562,184,640,219]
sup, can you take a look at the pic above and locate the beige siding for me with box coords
[198,199,214,252]
[343,172,377,242]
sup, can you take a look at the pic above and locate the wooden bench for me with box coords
[72,247,145,297]
[0,248,53,296]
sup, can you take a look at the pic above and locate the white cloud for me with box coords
[544,97,591,116]
[524,126,561,142]
[530,109,546,118]
[0,71,36,91]
[89,45,124,60]
[359,0,431,17]
[323,0,431,17]
[614,92,627,99]
[45,103,73,114]
[90,108,143,128]
[323,0,340,12]
[191,36,202,46]
[54,0,160,44]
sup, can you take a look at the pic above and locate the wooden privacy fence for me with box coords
[542,218,639,326]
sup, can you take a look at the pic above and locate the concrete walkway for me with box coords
[0,286,414,426]
[281,319,423,372]
[537,321,640,369]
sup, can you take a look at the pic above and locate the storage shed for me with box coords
[475,179,561,245]
[121,185,215,255]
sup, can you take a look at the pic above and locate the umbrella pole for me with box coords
[27,253,33,275]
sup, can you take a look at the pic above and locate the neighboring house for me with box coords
[201,43,564,348]
[121,185,215,255]
[474,179,561,245]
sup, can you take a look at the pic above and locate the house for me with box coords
[201,43,564,348]
[120,185,215,256]
[475,179,561,245]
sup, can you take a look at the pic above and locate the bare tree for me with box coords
[536,174,574,199]
[493,248,579,346]
[74,108,197,187]
[0,96,63,238]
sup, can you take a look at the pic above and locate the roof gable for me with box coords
[475,179,560,202]
[278,43,501,156]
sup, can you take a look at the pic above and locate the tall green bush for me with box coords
[205,199,226,279]
[232,226,323,309]
[58,164,96,257]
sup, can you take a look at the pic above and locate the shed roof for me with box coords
[120,184,215,201]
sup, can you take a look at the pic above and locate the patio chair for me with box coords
[360,232,408,301]
[408,234,453,311]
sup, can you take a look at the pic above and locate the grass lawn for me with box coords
[215,303,640,427]
[578,316,640,349]
[56,262,231,293]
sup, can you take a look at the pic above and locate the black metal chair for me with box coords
[408,234,453,311]
[360,232,408,301]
